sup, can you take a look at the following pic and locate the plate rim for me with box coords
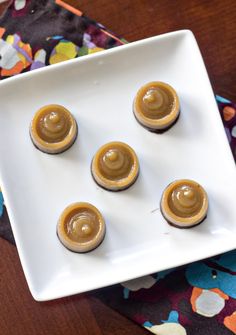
[0,29,235,301]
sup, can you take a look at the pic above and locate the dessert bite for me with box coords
[91,141,139,191]
[57,202,105,253]
[160,179,208,228]
[133,81,180,132]
[30,104,77,154]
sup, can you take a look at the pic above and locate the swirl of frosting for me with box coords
[38,110,71,143]
[141,86,174,119]
[169,185,202,218]
[66,211,98,242]
[99,147,133,180]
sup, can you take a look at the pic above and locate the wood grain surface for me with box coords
[0,1,236,334]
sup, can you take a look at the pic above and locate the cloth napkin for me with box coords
[1,2,236,334]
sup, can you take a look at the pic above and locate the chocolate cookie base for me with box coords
[56,227,106,253]
[133,110,180,134]
[91,162,140,192]
[160,204,207,229]
[29,122,78,155]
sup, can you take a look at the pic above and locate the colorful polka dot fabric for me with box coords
[0,0,124,79]
[0,1,236,334]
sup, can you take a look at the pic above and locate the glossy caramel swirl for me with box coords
[36,109,72,143]
[65,209,100,243]
[168,184,203,218]
[57,202,105,252]
[98,146,134,181]
[138,85,174,119]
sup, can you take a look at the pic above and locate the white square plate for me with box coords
[0,30,235,301]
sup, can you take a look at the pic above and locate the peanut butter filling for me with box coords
[91,141,139,191]
[30,104,77,154]
[133,82,180,131]
[57,202,105,253]
[161,179,208,228]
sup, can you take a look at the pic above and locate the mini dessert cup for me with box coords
[30,104,77,154]
[91,141,139,191]
[161,179,208,228]
[133,81,180,132]
[57,202,106,253]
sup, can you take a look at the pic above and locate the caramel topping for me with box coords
[98,145,134,181]
[139,85,174,119]
[30,104,77,154]
[36,108,72,143]
[143,89,164,111]
[103,149,125,171]
[65,208,100,243]
[168,183,203,218]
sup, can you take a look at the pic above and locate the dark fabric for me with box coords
[0,205,14,244]
[92,253,236,334]
[0,0,123,79]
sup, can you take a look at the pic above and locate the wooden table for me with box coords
[0,1,235,334]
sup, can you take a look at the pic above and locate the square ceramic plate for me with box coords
[0,30,235,301]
